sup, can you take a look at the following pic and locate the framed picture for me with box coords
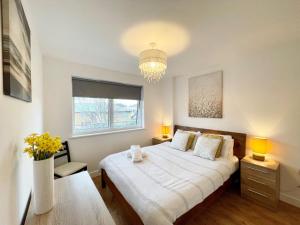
[1,0,31,102]
[189,71,223,118]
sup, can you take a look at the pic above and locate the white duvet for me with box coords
[100,142,238,225]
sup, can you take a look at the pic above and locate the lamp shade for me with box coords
[250,137,268,161]
[251,137,268,155]
[139,49,167,82]
[161,125,170,138]
[139,43,167,82]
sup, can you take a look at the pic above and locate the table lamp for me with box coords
[251,137,268,161]
[161,125,170,138]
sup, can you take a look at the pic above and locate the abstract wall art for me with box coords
[189,71,223,118]
[1,0,31,102]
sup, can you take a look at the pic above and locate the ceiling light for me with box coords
[139,43,167,82]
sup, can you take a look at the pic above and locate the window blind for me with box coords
[72,77,142,100]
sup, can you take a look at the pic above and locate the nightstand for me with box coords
[241,155,280,210]
[152,137,172,145]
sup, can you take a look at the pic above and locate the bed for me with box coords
[100,125,246,225]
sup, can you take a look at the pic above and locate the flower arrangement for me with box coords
[24,133,63,161]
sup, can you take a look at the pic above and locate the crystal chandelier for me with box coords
[139,43,167,82]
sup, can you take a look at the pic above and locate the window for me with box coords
[112,99,141,129]
[72,78,143,135]
[73,97,109,133]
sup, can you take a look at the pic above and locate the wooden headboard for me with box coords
[174,125,247,160]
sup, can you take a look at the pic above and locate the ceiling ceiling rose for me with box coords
[139,43,167,82]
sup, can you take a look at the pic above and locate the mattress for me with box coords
[100,142,239,225]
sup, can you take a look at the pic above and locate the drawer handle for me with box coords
[248,188,268,198]
[247,177,267,185]
[246,166,269,174]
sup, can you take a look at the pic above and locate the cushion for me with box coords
[178,129,201,150]
[204,133,232,139]
[54,162,87,177]
[203,134,224,158]
[221,138,234,159]
[191,133,201,150]
[186,133,196,149]
[217,134,232,140]
[193,136,222,160]
[170,130,190,151]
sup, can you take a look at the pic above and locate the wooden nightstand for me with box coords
[152,136,172,145]
[241,155,280,210]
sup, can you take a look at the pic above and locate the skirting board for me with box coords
[280,192,300,208]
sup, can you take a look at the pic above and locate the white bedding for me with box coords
[99,142,239,225]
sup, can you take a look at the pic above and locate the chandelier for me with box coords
[139,43,167,82]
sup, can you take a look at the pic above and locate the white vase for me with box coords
[33,156,54,215]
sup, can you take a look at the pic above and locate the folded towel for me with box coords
[128,145,144,162]
[127,149,146,158]
[131,148,143,162]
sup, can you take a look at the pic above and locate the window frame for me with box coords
[72,97,144,136]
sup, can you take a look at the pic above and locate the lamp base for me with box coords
[162,135,169,138]
[252,153,265,161]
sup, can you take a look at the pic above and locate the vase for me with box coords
[33,156,54,215]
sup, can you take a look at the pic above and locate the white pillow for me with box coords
[170,130,190,151]
[178,129,201,136]
[178,129,201,150]
[218,134,232,140]
[221,138,234,159]
[193,136,222,160]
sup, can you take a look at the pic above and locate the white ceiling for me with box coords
[29,0,300,76]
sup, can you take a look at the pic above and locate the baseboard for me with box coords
[89,170,100,178]
[280,192,300,208]
[20,191,31,225]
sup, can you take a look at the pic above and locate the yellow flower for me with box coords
[24,147,33,158]
[24,132,63,160]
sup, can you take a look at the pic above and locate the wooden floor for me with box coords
[93,176,300,225]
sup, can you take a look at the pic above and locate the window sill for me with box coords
[71,127,145,139]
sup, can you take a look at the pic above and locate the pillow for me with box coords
[221,138,234,159]
[204,133,232,140]
[218,134,232,140]
[170,130,190,151]
[178,129,201,150]
[186,133,196,149]
[191,133,201,150]
[193,136,222,160]
[203,134,224,158]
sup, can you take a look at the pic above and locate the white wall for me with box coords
[0,1,44,224]
[43,57,164,174]
[170,39,300,206]
[43,41,300,207]
[159,77,174,133]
